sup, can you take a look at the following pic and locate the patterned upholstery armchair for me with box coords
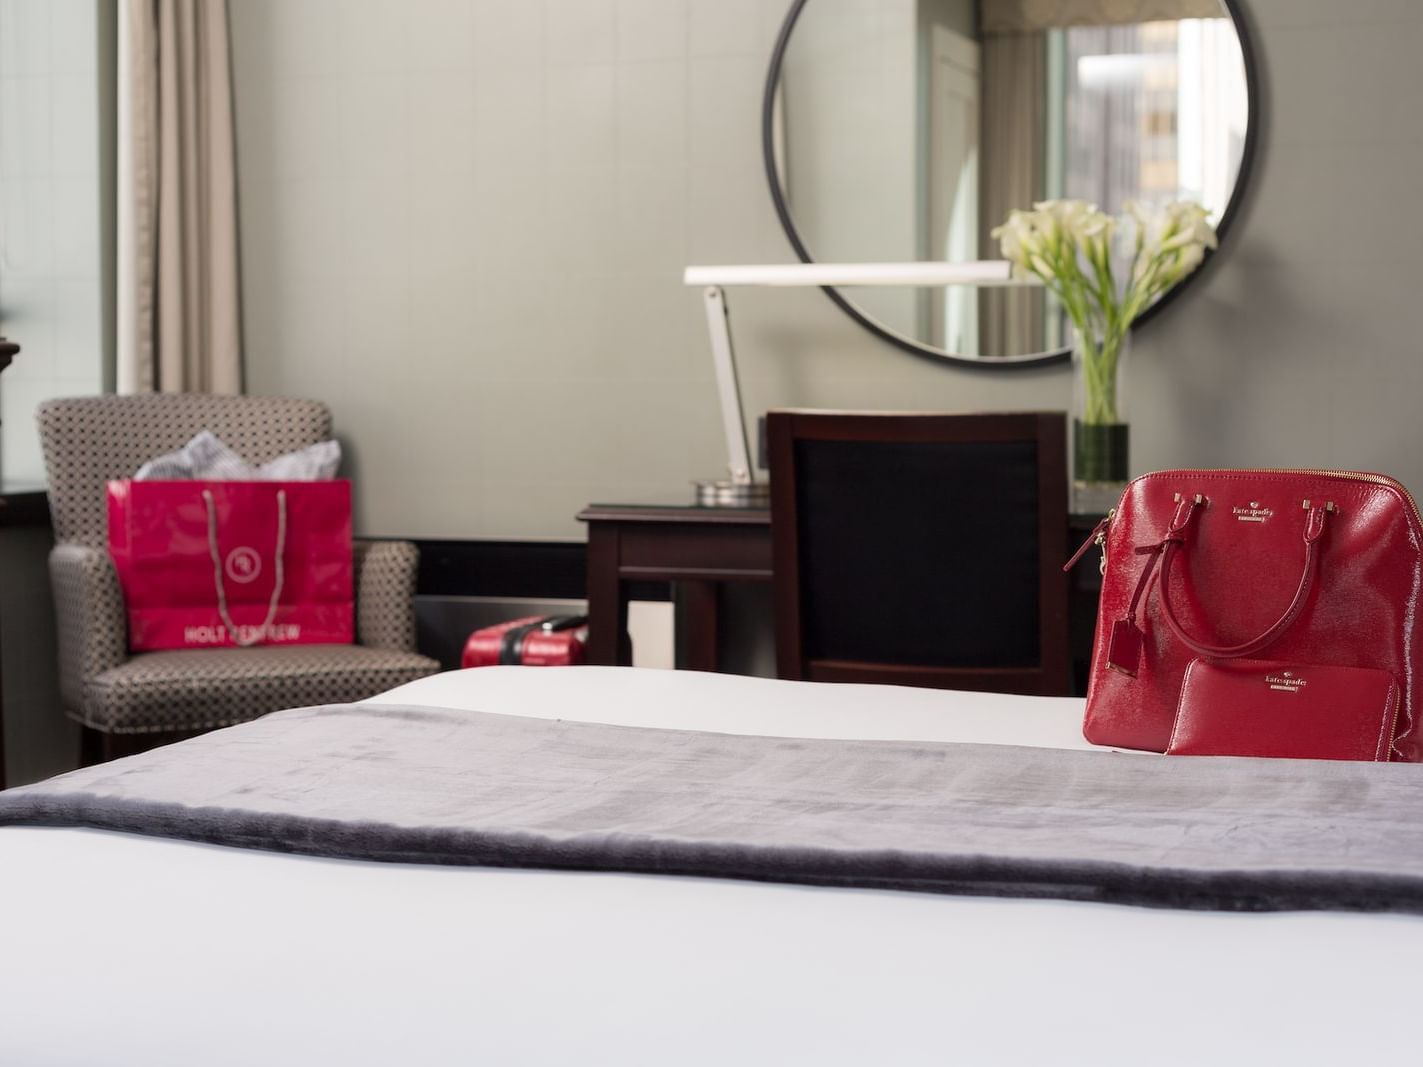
[38,395,440,763]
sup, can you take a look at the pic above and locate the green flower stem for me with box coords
[1076,325,1126,426]
[993,199,1216,446]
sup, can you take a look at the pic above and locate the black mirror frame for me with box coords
[760,0,1261,370]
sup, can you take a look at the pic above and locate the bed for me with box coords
[1,666,1419,1066]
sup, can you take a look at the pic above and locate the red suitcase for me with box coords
[461,615,589,668]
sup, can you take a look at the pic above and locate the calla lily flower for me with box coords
[993,197,1218,426]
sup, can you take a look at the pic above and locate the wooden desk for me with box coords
[577,503,771,671]
[579,501,1103,690]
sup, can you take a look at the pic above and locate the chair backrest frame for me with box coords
[38,394,333,546]
[767,409,1070,696]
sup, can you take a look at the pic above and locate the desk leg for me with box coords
[0,611,6,790]
[586,525,630,666]
[679,580,721,672]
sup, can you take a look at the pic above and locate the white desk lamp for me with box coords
[682,261,1039,506]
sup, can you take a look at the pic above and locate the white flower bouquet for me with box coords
[992,199,1218,503]
[993,198,1217,422]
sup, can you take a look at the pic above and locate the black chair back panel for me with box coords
[794,438,1041,668]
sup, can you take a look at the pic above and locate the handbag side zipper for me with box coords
[1065,508,1115,575]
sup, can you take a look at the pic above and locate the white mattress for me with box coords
[1,667,1419,1066]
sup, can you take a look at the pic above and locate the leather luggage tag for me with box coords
[1106,619,1144,676]
[1167,659,1399,762]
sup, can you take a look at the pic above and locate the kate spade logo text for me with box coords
[1233,501,1274,523]
[1265,670,1306,693]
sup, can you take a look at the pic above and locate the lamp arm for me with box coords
[701,286,756,487]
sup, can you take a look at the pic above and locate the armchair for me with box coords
[38,395,440,763]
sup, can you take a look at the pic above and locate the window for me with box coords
[0,0,112,483]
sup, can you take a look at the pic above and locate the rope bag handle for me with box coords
[203,488,287,648]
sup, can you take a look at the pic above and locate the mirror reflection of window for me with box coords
[983,8,1249,357]
[772,0,1251,361]
[1056,19,1249,220]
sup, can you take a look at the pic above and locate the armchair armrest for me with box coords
[353,539,420,652]
[49,543,129,712]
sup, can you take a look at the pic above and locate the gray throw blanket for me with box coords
[3,703,1423,913]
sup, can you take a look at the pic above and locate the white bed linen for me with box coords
[2,666,1419,1066]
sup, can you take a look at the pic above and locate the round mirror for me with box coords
[762,0,1258,366]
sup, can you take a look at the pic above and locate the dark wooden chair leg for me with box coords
[100,732,146,763]
[81,724,224,768]
[81,727,150,766]
[85,728,191,766]
[79,726,105,768]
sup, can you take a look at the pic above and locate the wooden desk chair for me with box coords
[767,410,1070,696]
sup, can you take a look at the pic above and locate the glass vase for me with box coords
[1071,324,1130,515]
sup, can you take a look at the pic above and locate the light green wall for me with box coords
[228,0,1421,543]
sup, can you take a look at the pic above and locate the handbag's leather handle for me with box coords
[1156,500,1331,659]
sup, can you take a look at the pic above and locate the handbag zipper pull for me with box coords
[1064,508,1114,573]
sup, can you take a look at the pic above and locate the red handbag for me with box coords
[108,480,354,651]
[1070,469,1423,762]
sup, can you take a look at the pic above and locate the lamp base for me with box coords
[694,479,771,508]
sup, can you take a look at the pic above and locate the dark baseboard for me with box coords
[1,489,51,528]
[411,539,669,603]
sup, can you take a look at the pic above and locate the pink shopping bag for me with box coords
[107,480,354,651]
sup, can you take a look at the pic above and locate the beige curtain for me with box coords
[118,0,241,395]
[978,31,1046,358]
